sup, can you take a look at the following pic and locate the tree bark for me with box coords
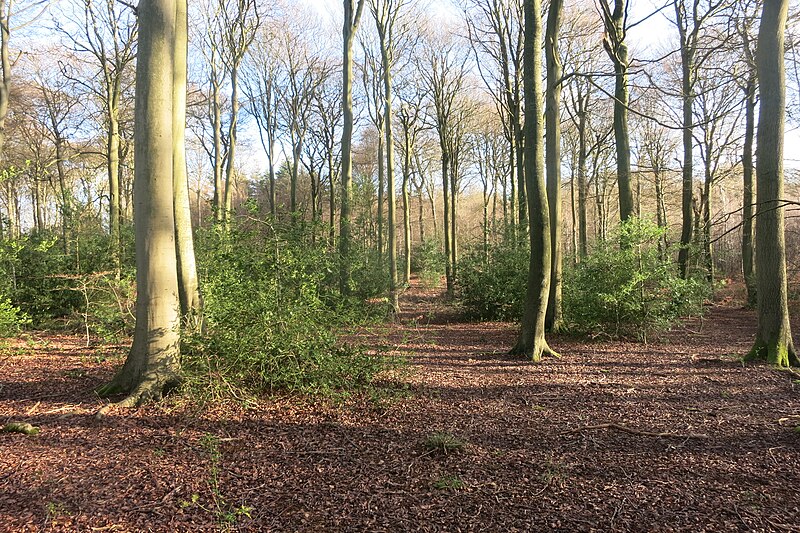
[100,0,182,404]
[742,75,756,306]
[339,0,366,295]
[511,0,556,361]
[173,0,202,329]
[747,0,798,367]
[545,0,563,331]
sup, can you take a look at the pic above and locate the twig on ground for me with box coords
[564,422,709,439]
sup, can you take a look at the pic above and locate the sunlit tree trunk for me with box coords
[100,0,182,404]
[173,0,202,328]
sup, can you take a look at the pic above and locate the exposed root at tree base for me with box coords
[94,373,181,420]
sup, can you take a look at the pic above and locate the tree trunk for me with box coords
[441,149,452,294]
[747,0,798,367]
[545,0,563,331]
[677,4,694,279]
[173,0,202,329]
[100,0,182,404]
[224,64,240,228]
[742,75,756,306]
[511,0,556,361]
[339,0,366,295]
[601,0,633,223]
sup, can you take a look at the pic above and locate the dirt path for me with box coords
[1,281,799,532]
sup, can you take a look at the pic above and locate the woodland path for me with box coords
[1,280,799,532]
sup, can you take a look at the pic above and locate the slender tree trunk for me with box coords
[441,149,452,294]
[100,0,182,404]
[677,9,695,279]
[747,0,798,367]
[577,100,588,258]
[402,130,412,284]
[173,0,202,329]
[108,96,122,276]
[211,61,224,224]
[223,65,240,228]
[511,0,556,361]
[742,75,756,306]
[545,0,563,331]
[377,132,384,256]
[339,0,366,295]
[702,159,713,282]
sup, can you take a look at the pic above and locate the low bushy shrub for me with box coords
[0,298,29,336]
[564,219,709,341]
[185,223,388,397]
[457,235,529,321]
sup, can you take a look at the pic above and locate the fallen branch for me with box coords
[564,422,709,439]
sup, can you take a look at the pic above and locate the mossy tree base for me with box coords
[745,339,800,368]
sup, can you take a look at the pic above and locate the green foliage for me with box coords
[411,238,446,288]
[457,235,529,321]
[432,475,465,490]
[185,222,388,398]
[422,432,467,455]
[0,298,29,337]
[563,219,709,341]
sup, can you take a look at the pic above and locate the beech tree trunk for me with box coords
[545,0,563,331]
[511,0,556,361]
[747,0,798,367]
[100,0,182,404]
[173,0,202,329]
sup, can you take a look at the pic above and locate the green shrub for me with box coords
[411,238,446,288]
[563,219,709,341]
[0,298,29,336]
[184,222,388,397]
[457,235,529,321]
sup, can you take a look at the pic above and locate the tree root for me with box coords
[564,422,709,440]
[95,372,182,420]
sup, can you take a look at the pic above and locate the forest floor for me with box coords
[1,280,799,532]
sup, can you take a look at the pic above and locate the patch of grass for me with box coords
[432,475,465,490]
[423,432,466,455]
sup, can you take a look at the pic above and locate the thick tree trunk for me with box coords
[545,0,563,331]
[677,6,695,279]
[100,0,182,405]
[511,0,556,361]
[747,0,798,367]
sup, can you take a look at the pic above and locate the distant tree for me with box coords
[340,0,368,295]
[598,0,634,223]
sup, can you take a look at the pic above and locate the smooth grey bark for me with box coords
[173,0,202,328]
[746,0,798,367]
[544,0,563,331]
[339,0,367,295]
[511,0,556,361]
[99,0,182,405]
